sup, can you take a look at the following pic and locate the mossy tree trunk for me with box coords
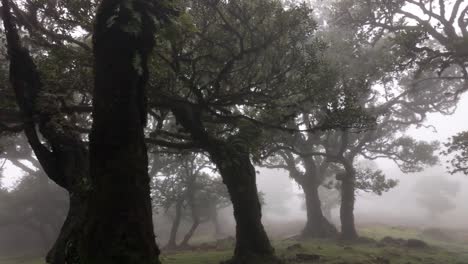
[301,181,337,238]
[79,0,160,263]
[171,105,278,264]
[281,153,337,239]
[339,160,358,241]
[300,158,337,239]
[2,1,89,263]
[209,143,279,264]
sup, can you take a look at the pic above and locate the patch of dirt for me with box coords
[378,236,428,249]
[194,236,236,251]
[286,243,303,251]
[421,228,456,242]
[295,253,321,262]
[406,239,428,249]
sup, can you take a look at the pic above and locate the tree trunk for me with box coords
[301,183,337,239]
[339,166,358,241]
[180,173,200,248]
[179,219,200,248]
[170,104,278,263]
[211,146,278,264]
[166,200,183,250]
[210,206,223,239]
[1,2,90,263]
[79,0,160,263]
[46,192,88,264]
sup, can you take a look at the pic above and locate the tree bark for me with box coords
[179,219,200,248]
[179,170,201,248]
[301,182,337,239]
[211,145,278,264]
[79,0,160,263]
[170,103,278,263]
[46,191,88,264]
[166,200,183,250]
[180,198,200,248]
[1,2,89,263]
[339,162,358,241]
[210,205,223,239]
[300,158,337,239]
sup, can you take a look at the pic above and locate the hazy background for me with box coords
[2,94,468,253]
[256,93,468,231]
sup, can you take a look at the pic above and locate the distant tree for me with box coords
[151,153,229,249]
[0,136,67,253]
[335,0,468,179]
[0,170,67,252]
[264,2,441,239]
[444,131,468,174]
[333,0,468,96]
[414,175,461,220]
[265,148,340,238]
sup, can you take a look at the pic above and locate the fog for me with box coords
[2,72,468,261]
[1,0,468,262]
[255,94,468,231]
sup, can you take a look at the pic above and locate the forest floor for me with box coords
[2,225,468,264]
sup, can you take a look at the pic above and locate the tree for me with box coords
[331,1,468,189]
[414,175,461,220]
[0,136,68,253]
[0,168,67,252]
[444,131,468,174]
[265,142,339,239]
[1,0,176,262]
[78,0,170,263]
[1,1,91,262]
[333,0,468,96]
[263,0,445,240]
[146,1,330,262]
[151,152,229,249]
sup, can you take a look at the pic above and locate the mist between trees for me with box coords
[0,0,467,263]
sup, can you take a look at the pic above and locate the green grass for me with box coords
[3,225,468,264]
[158,238,468,264]
[360,225,468,252]
[161,250,232,264]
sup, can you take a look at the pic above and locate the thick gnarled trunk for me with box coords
[339,170,358,241]
[46,191,88,264]
[1,2,90,263]
[79,0,160,263]
[170,103,277,263]
[302,183,337,239]
[212,147,278,264]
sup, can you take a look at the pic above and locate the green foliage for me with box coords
[149,0,337,135]
[364,136,440,173]
[355,167,398,195]
[443,131,468,175]
[151,153,230,217]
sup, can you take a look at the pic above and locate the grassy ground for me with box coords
[160,239,468,264]
[3,225,468,264]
